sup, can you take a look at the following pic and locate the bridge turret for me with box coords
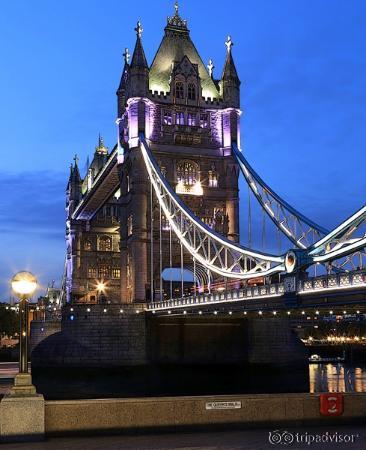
[116,48,130,118]
[220,36,241,108]
[128,21,149,98]
[66,155,82,218]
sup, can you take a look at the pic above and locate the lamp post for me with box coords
[10,271,37,395]
[97,281,105,303]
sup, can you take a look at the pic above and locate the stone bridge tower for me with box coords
[117,6,241,303]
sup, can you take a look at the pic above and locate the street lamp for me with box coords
[97,281,105,303]
[11,271,37,395]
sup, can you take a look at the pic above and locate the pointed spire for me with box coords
[166,1,188,31]
[130,21,148,69]
[222,36,239,82]
[220,35,240,107]
[95,134,108,155]
[68,155,81,184]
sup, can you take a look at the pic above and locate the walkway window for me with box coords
[187,83,196,100]
[187,113,196,126]
[175,82,184,99]
[176,112,185,125]
[98,236,112,251]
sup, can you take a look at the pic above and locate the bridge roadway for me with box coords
[148,269,366,314]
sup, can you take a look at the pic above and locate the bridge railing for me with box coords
[147,282,285,311]
[298,269,366,294]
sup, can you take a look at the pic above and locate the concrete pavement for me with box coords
[0,426,365,450]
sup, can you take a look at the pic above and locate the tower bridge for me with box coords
[33,4,366,378]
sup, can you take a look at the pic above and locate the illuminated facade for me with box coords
[66,4,241,304]
[66,138,121,303]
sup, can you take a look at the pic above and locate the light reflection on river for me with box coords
[309,364,366,393]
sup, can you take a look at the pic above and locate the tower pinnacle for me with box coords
[135,21,143,38]
[123,48,130,64]
[225,35,234,53]
[207,59,214,78]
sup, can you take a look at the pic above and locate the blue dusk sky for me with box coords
[1,0,365,299]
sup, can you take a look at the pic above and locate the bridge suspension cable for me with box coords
[232,143,328,249]
[309,205,366,264]
[140,134,285,280]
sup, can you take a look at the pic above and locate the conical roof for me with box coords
[130,22,148,69]
[221,37,240,84]
[149,9,219,98]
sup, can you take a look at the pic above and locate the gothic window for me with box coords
[112,268,121,278]
[88,267,97,278]
[187,83,196,100]
[176,112,185,125]
[187,113,196,126]
[163,111,172,125]
[175,82,184,99]
[127,215,133,236]
[84,240,92,251]
[208,166,218,188]
[98,265,110,279]
[176,160,199,186]
[200,113,209,128]
[98,236,112,251]
[105,206,111,217]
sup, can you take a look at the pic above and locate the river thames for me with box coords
[1,362,366,397]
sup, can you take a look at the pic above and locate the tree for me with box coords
[0,303,18,340]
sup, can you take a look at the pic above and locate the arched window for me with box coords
[175,82,184,99]
[176,160,198,186]
[187,83,196,100]
[98,236,112,251]
[84,240,92,251]
[208,165,218,188]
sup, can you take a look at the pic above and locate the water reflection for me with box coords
[310,364,366,393]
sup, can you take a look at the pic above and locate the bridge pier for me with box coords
[32,307,309,397]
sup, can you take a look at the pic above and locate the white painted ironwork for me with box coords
[140,134,285,280]
[232,143,328,249]
[309,205,366,265]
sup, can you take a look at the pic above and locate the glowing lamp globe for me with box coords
[11,271,37,297]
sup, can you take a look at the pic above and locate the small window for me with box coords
[175,82,184,99]
[208,170,218,188]
[84,240,92,251]
[98,265,110,279]
[187,113,196,127]
[112,268,121,278]
[88,267,97,278]
[126,175,130,193]
[163,111,172,125]
[176,112,185,125]
[98,236,112,251]
[187,83,196,100]
[127,215,133,236]
[200,113,209,128]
